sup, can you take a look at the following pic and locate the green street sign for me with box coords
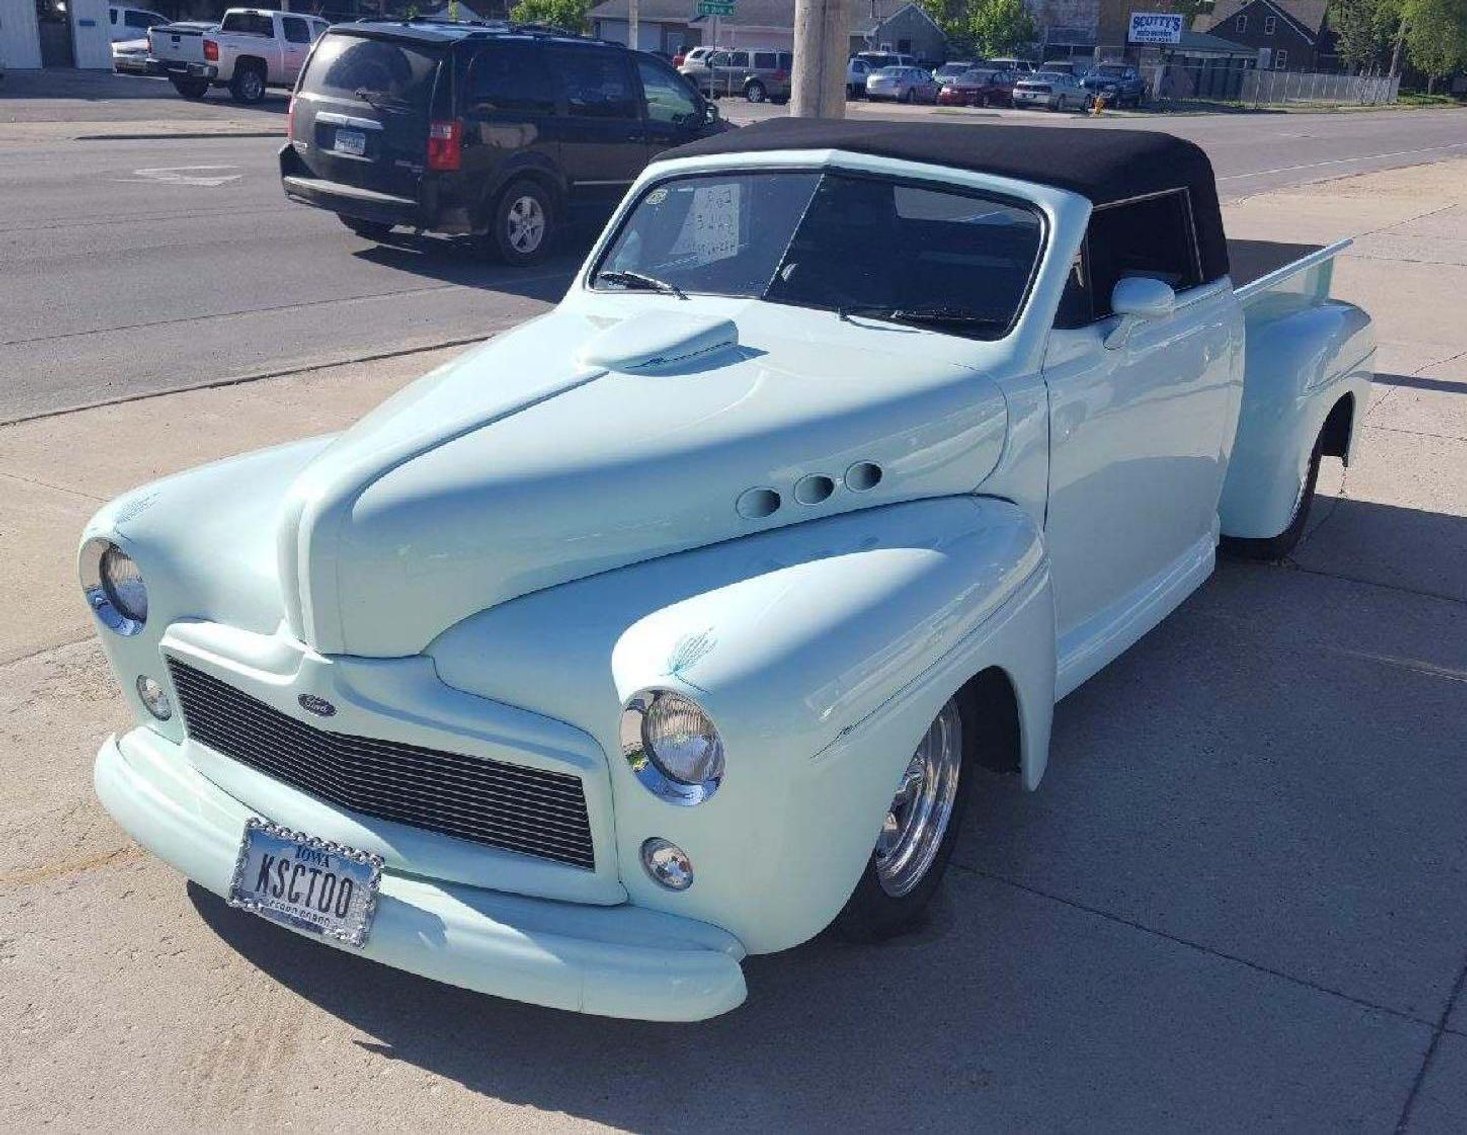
[697,0,735,15]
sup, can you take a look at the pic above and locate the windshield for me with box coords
[301,33,440,109]
[1034,71,1065,81]
[1095,65,1126,76]
[592,171,1045,340]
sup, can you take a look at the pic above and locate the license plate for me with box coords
[227,819,383,947]
[334,128,367,157]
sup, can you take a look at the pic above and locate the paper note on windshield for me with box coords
[669,183,741,265]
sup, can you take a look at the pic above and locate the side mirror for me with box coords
[1105,276,1176,350]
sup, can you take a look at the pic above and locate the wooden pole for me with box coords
[791,0,848,118]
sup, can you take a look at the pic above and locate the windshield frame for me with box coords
[585,165,1050,342]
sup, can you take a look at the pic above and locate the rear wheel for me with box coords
[1054,95,1067,112]
[1221,433,1324,562]
[745,80,766,103]
[834,695,974,942]
[490,178,554,266]
[338,216,393,241]
[229,62,266,104]
[902,87,915,104]
[170,76,209,99]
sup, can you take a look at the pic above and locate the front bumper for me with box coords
[96,726,748,1021]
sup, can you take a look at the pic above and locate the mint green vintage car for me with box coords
[82,121,1373,1021]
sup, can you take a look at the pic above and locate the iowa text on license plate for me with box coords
[227,819,383,947]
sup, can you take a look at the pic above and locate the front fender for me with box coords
[430,496,1056,953]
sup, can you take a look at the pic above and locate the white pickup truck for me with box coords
[149,8,328,102]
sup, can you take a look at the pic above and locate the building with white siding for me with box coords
[2,0,115,68]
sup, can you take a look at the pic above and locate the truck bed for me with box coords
[1229,238,1350,301]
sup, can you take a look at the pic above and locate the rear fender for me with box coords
[430,496,1056,952]
[1220,298,1373,540]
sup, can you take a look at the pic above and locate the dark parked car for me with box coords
[280,20,726,264]
[936,67,1016,107]
[1081,62,1148,108]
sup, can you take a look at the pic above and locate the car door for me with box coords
[635,54,707,159]
[1041,190,1241,654]
[546,45,646,223]
[459,39,563,214]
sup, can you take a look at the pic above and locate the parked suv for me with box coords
[679,48,791,101]
[281,21,727,264]
[1081,62,1148,108]
[739,49,793,103]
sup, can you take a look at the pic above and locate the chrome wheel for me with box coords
[505,195,545,254]
[874,698,963,898]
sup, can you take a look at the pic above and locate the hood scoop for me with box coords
[577,312,739,373]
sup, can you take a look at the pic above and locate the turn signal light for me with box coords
[203,38,219,62]
[286,95,295,139]
[426,120,462,171]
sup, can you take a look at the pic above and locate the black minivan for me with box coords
[280,20,727,264]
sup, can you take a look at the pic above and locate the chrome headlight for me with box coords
[80,538,148,635]
[620,688,725,805]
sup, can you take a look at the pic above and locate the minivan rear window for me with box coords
[301,33,440,110]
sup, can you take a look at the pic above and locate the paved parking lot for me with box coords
[2,84,1466,1129]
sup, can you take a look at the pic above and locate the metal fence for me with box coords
[1141,62,1400,107]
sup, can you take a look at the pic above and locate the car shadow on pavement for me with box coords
[351,236,584,298]
[185,495,1466,1128]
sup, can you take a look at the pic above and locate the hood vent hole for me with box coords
[846,462,883,492]
[794,474,836,506]
[737,488,782,519]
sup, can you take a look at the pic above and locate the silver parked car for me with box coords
[865,65,940,103]
[1011,69,1089,112]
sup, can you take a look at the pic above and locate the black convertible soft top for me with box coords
[670,119,1229,282]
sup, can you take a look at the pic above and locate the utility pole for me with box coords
[791,0,849,118]
[630,0,639,51]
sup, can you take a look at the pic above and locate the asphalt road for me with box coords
[3,99,1466,422]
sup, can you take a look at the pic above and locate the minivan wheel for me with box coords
[745,80,766,103]
[339,215,393,241]
[902,87,915,103]
[834,694,974,942]
[229,62,266,104]
[492,179,553,265]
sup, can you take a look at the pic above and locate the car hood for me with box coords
[276,299,1012,657]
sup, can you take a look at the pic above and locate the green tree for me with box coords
[509,0,591,33]
[1403,0,1467,89]
[966,0,1037,57]
[1329,0,1402,70]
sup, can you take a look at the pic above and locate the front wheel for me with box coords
[1221,433,1324,562]
[902,87,915,104]
[170,76,209,99]
[834,695,974,942]
[490,178,554,266]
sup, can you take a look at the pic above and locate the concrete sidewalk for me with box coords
[2,160,1466,1130]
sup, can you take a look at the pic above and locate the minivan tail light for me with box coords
[772,70,789,81]
[426,119,462,172]
[203,38,219,62]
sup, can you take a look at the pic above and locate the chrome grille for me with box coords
[166,659,595,869]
